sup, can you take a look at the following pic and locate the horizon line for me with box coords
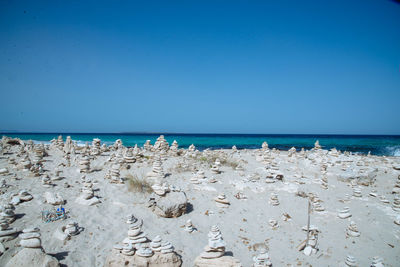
[1,131,400,137]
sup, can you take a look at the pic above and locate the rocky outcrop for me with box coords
[149,191,187,218]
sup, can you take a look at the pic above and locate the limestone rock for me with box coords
[105,249,182,267]
[193,256,242,267]
[149,191,187,218]
[43,192,65,205]
[5,248,59,267]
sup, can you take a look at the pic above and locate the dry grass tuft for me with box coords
[126,173,153,194]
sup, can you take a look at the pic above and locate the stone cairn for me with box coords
[106,215,181,267]
[320,175,328,189]
[56,135,64,150]
[78,154,91,173]
[106,163,123,184]
[124,148,136,164]
[269,193,280,206]
[0,217,18,242]
[18,154,32,171]
[211,159,221,174]
[392,196,400,212]
[370,256,384,267]
[184,219,196,233]
[338,207,352,219]
[194,225,241,267]
[393,175,400,194]
[75,179,100,206]
[186,144,197,158]
[91,138,102,156]
[143,140,152,151]
[64,136,74,154]
[153,135,169,153]
[200,225,226,258]
[19,227,42,248]
[6,227,59,267]
[169,140,179,156]
[0,203,16,223]
[252,248,272,267]
[346,221,360,237]
[215,194,230,208]
[288,147,297,157]
[352,186,362,197]
[146,154,165,182]
[344,255,357,266]
[31,144,45,164]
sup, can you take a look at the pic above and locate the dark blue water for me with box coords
[2,133,400,156]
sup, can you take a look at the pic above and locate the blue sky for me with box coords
[0,0,399,134]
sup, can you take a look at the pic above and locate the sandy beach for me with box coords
[0,135,399,267]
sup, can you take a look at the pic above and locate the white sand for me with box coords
[1,139,400,266]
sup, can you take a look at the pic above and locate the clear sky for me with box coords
[0,0,399,134]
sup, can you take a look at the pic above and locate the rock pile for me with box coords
[6,228,59,267]
[194,225,241,267]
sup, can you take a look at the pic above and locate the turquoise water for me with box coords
[2,133,400,156]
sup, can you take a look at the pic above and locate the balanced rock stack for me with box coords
[54,221,82,241]
[151,183,169,196]
[184,219,196,233]
[194,225,241,267]
[186,144,197,157]
[253,248,272,267]
[0,203,16,223]
[344,255,357,266]
[109,163,123,184]
[143,140,152,151]
[122,214,147,247]
[338,207,352,219]
[91,138,101,156]
[314,140,322,150]
[6,228,59,267]
[392,196,400,212]
[75,181,100,206]
[114,139,123,151]
[105,218,182,267]
[18,154,32,171]
[19,228,42,248]
[78,154,90,173]
[352,187,362,197]
[11,190,34,205]
[211,159,221,174]
[0,218,18,242]
[169,140,179,156]
[370,256,384,267]
[346,221,360,237]
[303,230,319,256]
[146,154,165,182]
[320,176,328,189]
[31,144,45,164]
[124,148,136,164]
[392,175,400,194]
[56,135,64,150]
[64,136,73,154]
[261,141,269,152]
[288,147,297,157]
[215,194,230,208]
[269,193,280,206]
[153,135,169,152]
[311,196,325,212]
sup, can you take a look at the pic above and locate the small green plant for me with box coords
[126,174,153,194]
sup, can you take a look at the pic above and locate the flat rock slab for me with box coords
[105,249,182,267]
[6,248,59,267]
[193,255,242,267]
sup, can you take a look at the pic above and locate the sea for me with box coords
[1,133,400,157]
